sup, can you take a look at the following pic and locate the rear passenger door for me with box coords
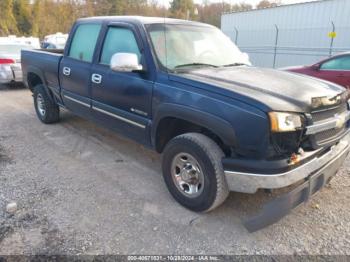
[60,23,101,116]
[90,24,154,145]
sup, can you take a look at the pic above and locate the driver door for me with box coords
[90,24,154,145]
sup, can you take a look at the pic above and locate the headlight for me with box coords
[268,112,303,132]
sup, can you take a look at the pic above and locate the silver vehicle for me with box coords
[0,44,34,84]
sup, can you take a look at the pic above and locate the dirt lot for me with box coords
[0,84,349,255]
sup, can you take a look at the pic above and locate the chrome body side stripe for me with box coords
[92,106,146,129]
[63,95,90,108]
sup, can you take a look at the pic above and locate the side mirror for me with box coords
[312,63,321,70]
[110,53,143,72]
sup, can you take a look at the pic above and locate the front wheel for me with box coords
[33,85,60,124]
[162,133,229,212]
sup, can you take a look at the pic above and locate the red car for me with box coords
[284,52,350,89]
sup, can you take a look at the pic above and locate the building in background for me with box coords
[221,0,350,68]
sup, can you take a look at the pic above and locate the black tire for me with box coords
[162,133,229,212]
[33,85,60,124]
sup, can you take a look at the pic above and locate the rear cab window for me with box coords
[68,23,101,63]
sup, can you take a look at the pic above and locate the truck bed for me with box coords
[21,49,63,93]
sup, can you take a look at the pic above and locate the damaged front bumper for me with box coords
[223,133,350,232]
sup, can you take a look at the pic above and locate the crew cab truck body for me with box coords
[22,16,350,232]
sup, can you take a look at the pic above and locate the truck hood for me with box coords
[176,66,345,112]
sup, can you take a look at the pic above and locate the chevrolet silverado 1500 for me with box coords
[21,16,350,231]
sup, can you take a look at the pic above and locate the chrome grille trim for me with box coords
[311,104,347,122]
[305,110,350,135]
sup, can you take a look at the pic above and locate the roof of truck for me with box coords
[77,16,214,28]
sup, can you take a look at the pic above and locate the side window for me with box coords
[321,56,350,70]
[100,27,141,65]
[69,24,101,62]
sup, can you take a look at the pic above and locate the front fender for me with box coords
[151,103,237,148]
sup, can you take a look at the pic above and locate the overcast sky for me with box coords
[158,0,317,7]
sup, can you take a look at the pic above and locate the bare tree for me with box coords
[257,0,281,9]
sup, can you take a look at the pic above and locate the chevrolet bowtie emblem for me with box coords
[335,113,346,129]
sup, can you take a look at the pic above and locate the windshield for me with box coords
[147,23,250,71]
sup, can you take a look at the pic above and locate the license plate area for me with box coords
[243,149,347,232]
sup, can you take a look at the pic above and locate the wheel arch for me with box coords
[26,66,46,92]
[152,104,237,154]
[26,66,55,103]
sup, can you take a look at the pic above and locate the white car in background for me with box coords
[0,36,40,49]
[0,36,39,85]
[0,43,35,84]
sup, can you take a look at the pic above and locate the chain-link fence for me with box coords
[223,22,350,68]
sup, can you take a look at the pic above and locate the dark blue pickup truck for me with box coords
[22,16,350,231]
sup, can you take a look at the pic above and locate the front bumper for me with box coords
[224,133,350,194]
[224,133,350,232]
[244,142,348,232]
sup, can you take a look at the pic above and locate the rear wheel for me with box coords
[162,133,229,212]
[33,85,60,124]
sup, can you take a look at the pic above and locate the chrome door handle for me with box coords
[91,73,102,84]
[63,67,71,76]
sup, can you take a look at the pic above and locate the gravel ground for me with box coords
[0,84,349,255]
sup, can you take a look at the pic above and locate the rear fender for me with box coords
[26,66,59,104]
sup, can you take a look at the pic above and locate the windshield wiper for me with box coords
[222,63,247,67]
[175,63,219,69]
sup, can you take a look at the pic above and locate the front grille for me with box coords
[311,104,348,122]
[314,126,346,144]
[309,102,349,147]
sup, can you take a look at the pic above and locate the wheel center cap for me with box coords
[181,164,197,182]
